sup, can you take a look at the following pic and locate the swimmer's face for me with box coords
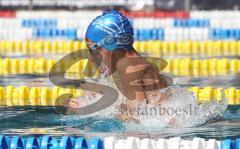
[86,39,113,75]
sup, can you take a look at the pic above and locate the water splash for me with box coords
[60,72,228,130]
[127,86,228,130]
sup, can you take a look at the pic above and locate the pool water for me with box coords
[0,106,240,139]
[0,75,239,140]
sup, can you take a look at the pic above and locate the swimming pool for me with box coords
[0,73,238,138]
[0,9,240,149]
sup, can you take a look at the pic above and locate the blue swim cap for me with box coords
[85,10,134,51]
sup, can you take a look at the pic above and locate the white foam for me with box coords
[125,86,227,129]
[61,74,228,129]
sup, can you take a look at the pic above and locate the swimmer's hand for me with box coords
[115,103,140,123]
[62,98,86,109]
[116,114,140,123]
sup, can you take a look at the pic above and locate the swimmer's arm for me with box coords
[138,65,168,101]
[119,60,169,102]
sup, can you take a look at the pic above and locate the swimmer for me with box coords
[84,10,172,120]
[53,11,226,127]
[60,10,172,120]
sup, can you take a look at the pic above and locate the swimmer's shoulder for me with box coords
[116,55,150,72]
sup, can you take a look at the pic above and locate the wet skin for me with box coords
[86,39,170,106]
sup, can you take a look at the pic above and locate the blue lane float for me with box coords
[59,136,74,149]
[87,138,103,149]
[2,135,240,149]
[134,28,164,41]
[173,19,210,27]
[40,136,53,149]
[210,28,240,40]
[222,139,233,149]
[33,28,77,40]
[25,137,39,149]
[10,136,24,149]
[0,135,9,149]
[33,28,165,41]
[236,139,240,149]
[22,19,57,28]
[0,135,101,149]
[74,138,88,149]
[221,138,240,149]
